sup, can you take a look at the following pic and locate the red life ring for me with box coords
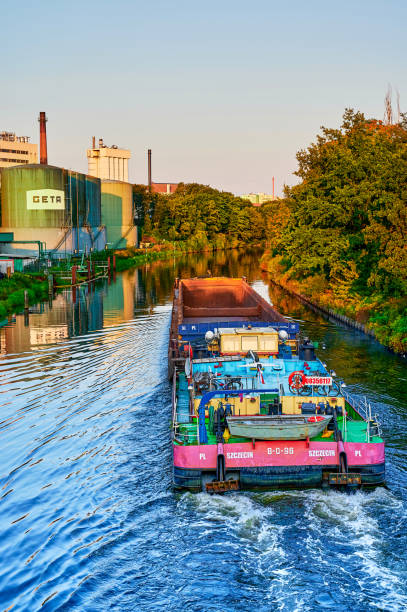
[288,370,305,390]
[307,416,325,423]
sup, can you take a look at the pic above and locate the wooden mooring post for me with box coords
[107,256,111,284]
[24,290,29,326]
[72,265,77,285]
[113,255,116,271]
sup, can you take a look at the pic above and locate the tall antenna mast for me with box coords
[396,88,401,124]
[384,85,393,125]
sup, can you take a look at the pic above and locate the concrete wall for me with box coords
[0,226,106,257]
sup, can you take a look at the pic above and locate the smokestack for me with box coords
[38,112,48,165]
[272,176,275,199]
[148,149,152,191]
[92,136,96,149]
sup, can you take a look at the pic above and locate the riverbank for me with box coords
[0,251,167,318]
[101,238,260,272]
[261,252,407,354]
[112,244,187,271]
[0,241,252,317]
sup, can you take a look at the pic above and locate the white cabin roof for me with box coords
[218,327,278,335]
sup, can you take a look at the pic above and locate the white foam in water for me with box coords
[183,491,286,555]
[301,488,407,610]
[181,492,298,608]
[181,487,407,611]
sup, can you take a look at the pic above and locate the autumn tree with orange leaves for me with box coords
[270,108,407,351]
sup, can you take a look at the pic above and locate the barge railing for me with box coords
[341,388,382,442]
[171,368,178,430]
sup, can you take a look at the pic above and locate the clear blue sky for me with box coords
[2,0,406,195]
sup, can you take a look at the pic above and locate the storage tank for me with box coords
[0,165,105,255]
[101,180,137,248]
[1,165,67,228]
[66,170,101,228]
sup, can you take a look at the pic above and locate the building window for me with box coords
[0,158,29,163]
[0,149,29,154]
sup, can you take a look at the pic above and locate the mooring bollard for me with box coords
[72,265,77,285]
[24,290,29,326]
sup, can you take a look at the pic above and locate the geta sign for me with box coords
[26,189,65,210]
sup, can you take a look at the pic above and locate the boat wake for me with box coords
[179,487,407,611]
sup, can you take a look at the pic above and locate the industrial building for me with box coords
[240,192,276,206]
[0,132,38,169]
[87,138,130,182]
[0,164,106,256]
[0,115,139,260]
[150,182,178,195]
[0,164,138,258]
[241,178,276,206]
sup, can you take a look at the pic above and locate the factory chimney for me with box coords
[92,136,96,149]
[38,112,48,164]
[148,149,152,191]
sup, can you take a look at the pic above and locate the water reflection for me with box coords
[0,248,267,354]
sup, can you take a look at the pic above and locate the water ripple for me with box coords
[0,262,406,611]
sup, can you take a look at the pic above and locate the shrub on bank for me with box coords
[0,273,49,319]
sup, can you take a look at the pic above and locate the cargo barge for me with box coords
[169,277,385,492]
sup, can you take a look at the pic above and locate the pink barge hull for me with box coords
[173,440,385,490]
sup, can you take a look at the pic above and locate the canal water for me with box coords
[0,249,406,611]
